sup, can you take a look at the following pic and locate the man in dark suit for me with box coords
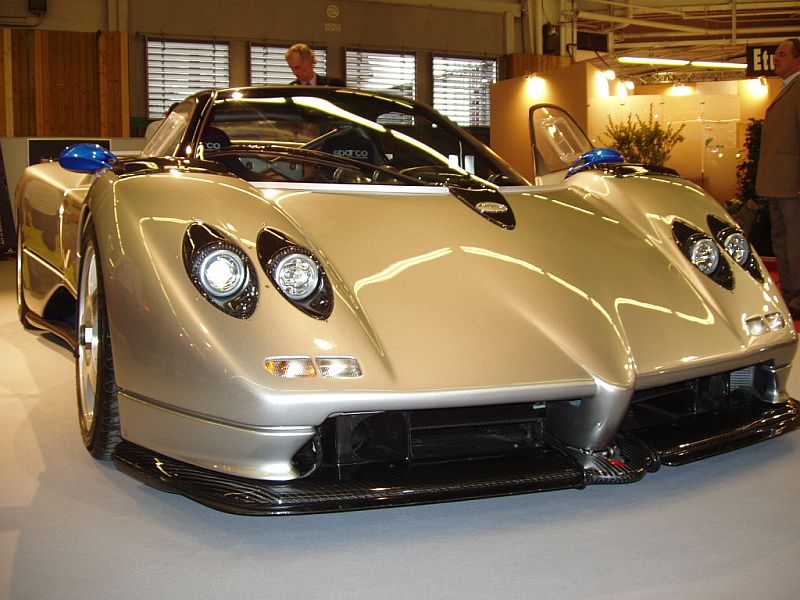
[285,43,344,86]
[756,38,800,320]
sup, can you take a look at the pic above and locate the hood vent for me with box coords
[448,185,516,230]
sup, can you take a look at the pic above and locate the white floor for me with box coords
[2,255,800,600]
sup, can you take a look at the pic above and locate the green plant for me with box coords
[728,118,765,212]
[600,104,686,166]
[726,118,772,255]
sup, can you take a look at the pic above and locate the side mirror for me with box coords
[59,143,118,174]
[566,148,624,178]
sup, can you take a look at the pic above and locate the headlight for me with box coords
[257,228,334,320]
[198,247,247,298]
[722,231,750,265]
[672,220,733,290]
[688,236,719,275]
[183,224,259,319]
[274,253,319,300]
[706,215,764,284]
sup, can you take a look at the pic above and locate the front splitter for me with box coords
[111,398,800,515]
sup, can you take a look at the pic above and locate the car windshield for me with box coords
[196,88,528,187]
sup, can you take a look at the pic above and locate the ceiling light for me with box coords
[618,56,689,67]
[525,75,546,97]
[667,83,694,96]
[690,60,747,69]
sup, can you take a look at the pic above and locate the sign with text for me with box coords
[747,45,778,78]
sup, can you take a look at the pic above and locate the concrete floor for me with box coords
[2,255,800,600]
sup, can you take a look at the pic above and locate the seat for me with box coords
[319,128,380,165]
[201,127,252,179]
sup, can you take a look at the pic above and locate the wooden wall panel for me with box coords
[36,30,100,136]
[99,32,130,137]
[11,29,36,137]
[1,28,130,137]
[0,29,8,137]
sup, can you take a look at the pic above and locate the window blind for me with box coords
[345,50,416,98]
[146,39,230,119]
[433,56,497,127]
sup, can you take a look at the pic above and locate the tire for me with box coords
[76,221,122,459]
[16,225,37,330]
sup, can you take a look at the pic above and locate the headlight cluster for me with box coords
[673,217,764,290]
[257,228,334,320]
[183,224,334,320]
[183,223,259,318]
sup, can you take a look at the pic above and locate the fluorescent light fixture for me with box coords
[618,56,747,70]
[618,56,689,66]
[690,60,746,69]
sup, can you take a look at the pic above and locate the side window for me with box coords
[141,102,193,158]
[529,106,592,175]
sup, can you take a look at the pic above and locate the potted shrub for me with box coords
[600,104,685,166]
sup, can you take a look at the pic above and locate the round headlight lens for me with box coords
[274,253,319,300]
[723,232,750,265]
[198,249,247,298]
[688,237,719,275]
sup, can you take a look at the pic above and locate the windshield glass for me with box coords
[197,88,527,186]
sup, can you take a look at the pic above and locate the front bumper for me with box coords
[112,396,800,515]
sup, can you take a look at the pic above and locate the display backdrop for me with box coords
[0,144,15,254]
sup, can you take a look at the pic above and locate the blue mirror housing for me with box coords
[566,148,625,178]
[59,143,117,174]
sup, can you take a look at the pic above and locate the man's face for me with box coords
[287,51,316,83]
[774,41,800,80]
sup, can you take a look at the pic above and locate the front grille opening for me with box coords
[291,362,780,479]
[307,403,546,472]
[621,363,770,432]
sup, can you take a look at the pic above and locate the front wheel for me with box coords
[76,221,122,459]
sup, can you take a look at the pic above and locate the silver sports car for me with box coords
[15,87,799,514]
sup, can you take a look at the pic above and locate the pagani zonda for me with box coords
[15,87,799,514]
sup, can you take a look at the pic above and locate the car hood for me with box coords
[256,181,794,393]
